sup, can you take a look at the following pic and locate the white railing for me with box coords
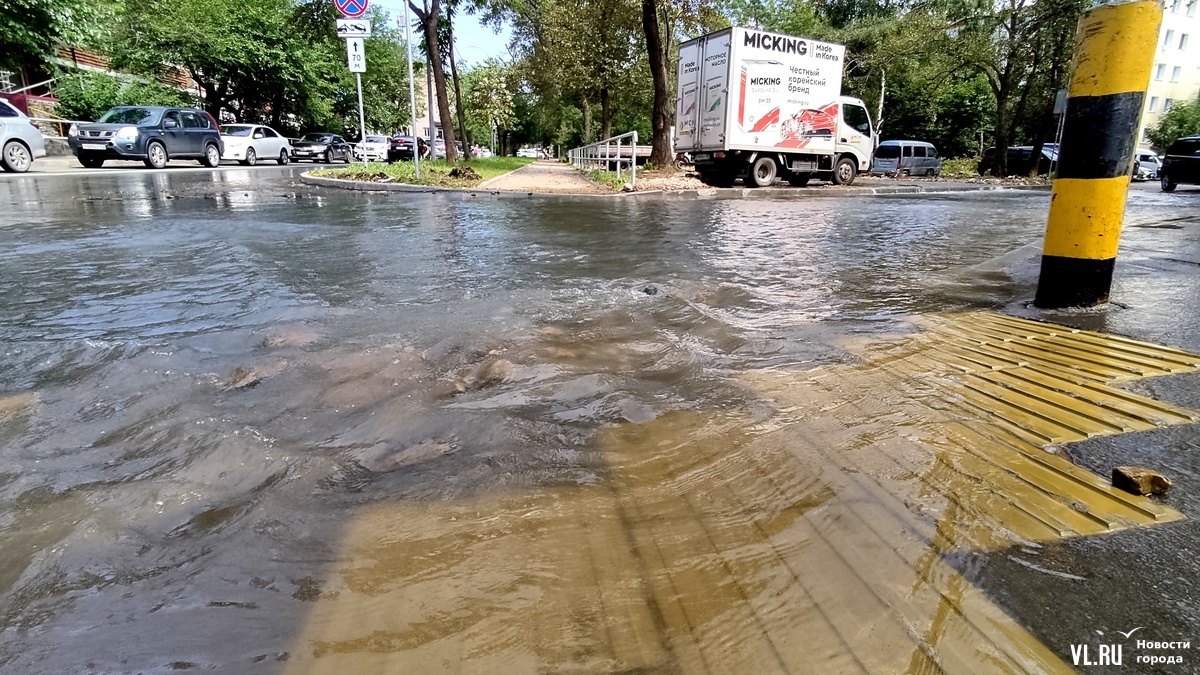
[568,131,639,188]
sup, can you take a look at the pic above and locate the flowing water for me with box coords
[0,171,1196,674]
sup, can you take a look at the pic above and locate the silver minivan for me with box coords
[871,140,942,177]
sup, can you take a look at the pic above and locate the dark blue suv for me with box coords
[68,106,224,169]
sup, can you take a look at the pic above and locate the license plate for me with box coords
[695,153,711,161]
[82,143,106,151]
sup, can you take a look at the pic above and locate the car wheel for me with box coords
[898,169,910,177]
[277,149,289,165]
[925,169,936,177]
[831,156,857,185]
[242,147,257,166]
[79,156,105,169]
[1161,173,1177,192]
[343,151,352,164]
[748,156,777,187]
[324,149,332,164]
[144,141,168,169]
[202,143,221,168]
[1,140,32,173]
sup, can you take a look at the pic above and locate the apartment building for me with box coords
[1142,0,1200,144]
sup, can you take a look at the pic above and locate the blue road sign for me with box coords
[335,0,368,18]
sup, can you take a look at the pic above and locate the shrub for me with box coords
[51,68,195,121]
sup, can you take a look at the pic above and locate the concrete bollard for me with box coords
[1034,0,1163,308]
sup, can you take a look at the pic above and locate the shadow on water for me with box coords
[0,173,1193,672]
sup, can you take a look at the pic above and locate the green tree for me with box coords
[51,68,193,121]
[463,60,518,150]
[1149,100,1200,151]
[1,0,111,71]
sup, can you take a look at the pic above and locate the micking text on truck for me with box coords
[675,27,875,187]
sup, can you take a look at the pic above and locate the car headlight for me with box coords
[115,126,139,140]
[68,124,79,137]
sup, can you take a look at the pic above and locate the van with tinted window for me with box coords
[871,140,941,177]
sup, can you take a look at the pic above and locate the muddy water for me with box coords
[0,173,1189,673]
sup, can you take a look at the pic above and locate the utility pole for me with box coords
[400,11,419,178]
[1034,0,1162,308]
[423,0,435,149]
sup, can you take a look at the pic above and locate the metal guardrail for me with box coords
[568,131,639,188]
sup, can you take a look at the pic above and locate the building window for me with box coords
[1172,0,1182,12]
[1142,127,1152,143]
[1172,66,1182,81]
[1156,63,1167,79]
[1165,29,1176,46]
[1150,96,1159,112]
[1181,33,1190,50]
[1189,0,1196,16]
[1165,98,1175,112]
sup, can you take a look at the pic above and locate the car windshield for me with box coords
[875,145,901,159]
[222,126,254,137]
[301,134,332,142]
[1168,139,1200,155]
[98,107,162,125]
[366,136,386,143]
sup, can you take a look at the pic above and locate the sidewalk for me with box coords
[480,159,611,194]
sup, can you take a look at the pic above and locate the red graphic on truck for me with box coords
[749,107,780,132]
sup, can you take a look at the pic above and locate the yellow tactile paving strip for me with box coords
[282,313,1197,674]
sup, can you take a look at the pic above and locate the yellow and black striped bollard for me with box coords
[1035,0,1163,308]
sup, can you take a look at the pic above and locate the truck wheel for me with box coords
[1161,173,1177,192]
[786,174,810,187]
[79,157,105,169]
[832,156,857,185]
[749,156,777,187]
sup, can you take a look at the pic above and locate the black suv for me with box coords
[977,145,1057,176]
[387,135,428,162]
[1160,136,1200,192]
[68,106,223,169]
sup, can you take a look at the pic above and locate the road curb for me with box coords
[300,172,1053,199]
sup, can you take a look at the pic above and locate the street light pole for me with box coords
[401,9,419,179]
[423,0,435,149]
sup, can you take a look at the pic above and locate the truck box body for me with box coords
[675,27,873,186]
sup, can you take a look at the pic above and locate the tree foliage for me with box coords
[1149,100,1200,151]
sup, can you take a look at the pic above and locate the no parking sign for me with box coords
[335,0,368,18]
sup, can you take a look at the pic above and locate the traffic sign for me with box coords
[345,37,366,72]
[336,18,371,37]
[334,0,368,19]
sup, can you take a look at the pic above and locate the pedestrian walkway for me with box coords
[482,159,612,194]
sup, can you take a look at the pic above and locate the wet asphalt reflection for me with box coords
[0,171,1198,673]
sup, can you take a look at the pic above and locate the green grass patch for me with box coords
[311,156,534,188]
[587,169,624,191]
[941,157,980,177]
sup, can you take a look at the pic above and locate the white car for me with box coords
[220,124,292,165]
[0,98,47,173]
[354,135,388,161]
[516,147,541,158]
[1134,151,1161,181]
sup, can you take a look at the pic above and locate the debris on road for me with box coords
[1112,466,1173,495]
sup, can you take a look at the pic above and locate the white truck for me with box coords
[675,27,875,187]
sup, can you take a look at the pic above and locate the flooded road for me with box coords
[1,171,1198,673]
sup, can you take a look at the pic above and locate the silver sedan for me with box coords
[0,99,47,173]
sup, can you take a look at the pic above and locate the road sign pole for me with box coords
[401,10,419,179]
[355,72,367,165]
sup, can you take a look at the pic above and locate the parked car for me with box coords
[290,133,352,163]
[516,147,541,158]
[387,135,428,162]
[977,145,1057,176]
[67,106,223,169]
[0,98,46,173]
[220,124,292,165]
[870,140,942,177]
[1160,136,1200,192]
[431,139,447,159]
[354,135,389,161]
[1133,150,1161,181]
[475,147,493,158]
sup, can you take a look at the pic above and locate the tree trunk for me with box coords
[991,101,1009,178]
[641,0,672,166]
[876,68,886,136]
[582,98,593,143]
[448,12,471,160]
[411,0,457,162]
[600,88,612,140]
